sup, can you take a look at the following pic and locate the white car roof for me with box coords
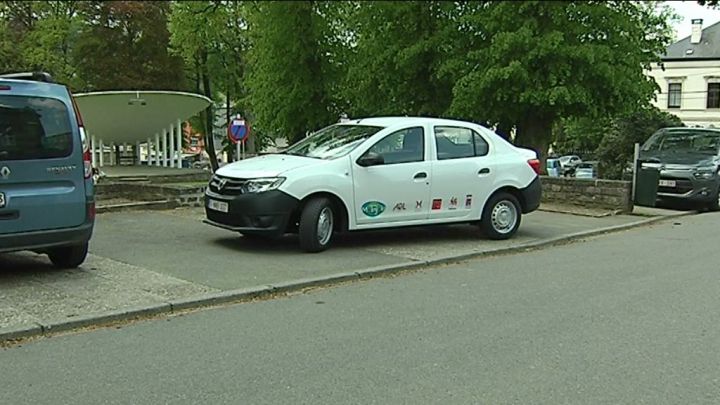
[343,116,484,128]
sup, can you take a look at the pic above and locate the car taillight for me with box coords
[528,158,541,175]
[69,91,92,179]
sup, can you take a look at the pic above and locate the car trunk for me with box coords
[0,95,86,234]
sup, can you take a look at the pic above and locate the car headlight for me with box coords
[242,177,285,193]
[693,168,717,179]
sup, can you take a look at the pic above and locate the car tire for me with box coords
[48,243,89,269]
[480,192,522,240]
[708,185,720,212]
[298,197,334,253]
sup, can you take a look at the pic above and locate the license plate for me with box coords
[208,199,228,213]
[659,180,676,187]
[0,192,4,208]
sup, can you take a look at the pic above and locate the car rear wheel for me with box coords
[48,243,89,269]
[298,198,334,253]
[480,192,521,240]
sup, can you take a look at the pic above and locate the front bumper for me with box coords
[204,189,300,237]
[656,173,719,203]
[0,221,94,254]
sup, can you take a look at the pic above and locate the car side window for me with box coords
[364,127,424,164]
[435,126,489,159]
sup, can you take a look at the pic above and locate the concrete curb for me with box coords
[0,210,696,343]
[96,200,176,214]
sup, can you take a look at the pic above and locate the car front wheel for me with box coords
[298,197,335,253]
[480,192,521,240]
[707,184,720,212]
[48,243,89,269]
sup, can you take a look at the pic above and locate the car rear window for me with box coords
[0,95,73,161]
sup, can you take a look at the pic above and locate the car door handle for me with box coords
[414,172,427,179]
[478,168,491,175]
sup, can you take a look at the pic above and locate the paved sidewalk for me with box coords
[0,206,693,340]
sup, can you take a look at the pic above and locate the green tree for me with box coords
[244,1,337,144]
[73,1,185,91]
[19,1,85,89]
[447,1,676,163]
[341,1,456,117]
[169,0,248,170]
[596,107,683,179]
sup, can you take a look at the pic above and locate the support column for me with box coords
[176,119,183,168]
[146,137,151,166]
[91,135,97,166]
[135,141,140,165]
[111,143,116,166]
[162,128,169,167]
[99,139,104,167]
[168,124,175,169]
[154,133,161,167]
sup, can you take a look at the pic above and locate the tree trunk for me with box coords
[515,116,553,174]
[495,121,512,141]
[226,87,233,162]
[200,50,219,172]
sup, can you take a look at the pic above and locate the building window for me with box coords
[668,83,682,109]
[708,83,720,109]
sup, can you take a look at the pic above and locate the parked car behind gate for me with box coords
[639,127,720,211]
[0,72,95,268]
[204,117,541,252]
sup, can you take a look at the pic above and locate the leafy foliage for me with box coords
[596,107,684,179]
[445,1,676,160]
[244,1,338,144]
[73,1,184,91]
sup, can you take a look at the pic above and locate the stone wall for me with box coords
[96,183,207,207]
[540,176,633,213]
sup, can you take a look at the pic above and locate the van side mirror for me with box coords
[357,152,384,167]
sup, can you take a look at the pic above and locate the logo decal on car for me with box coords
[431,199,442,210]
[449,197,458,210]
[393,202,406,211]
[362,201,386,217]
[0,166,10,179]
[465,195,472,209]
[415,200,423,209]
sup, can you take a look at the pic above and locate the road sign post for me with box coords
[227,115,251,160]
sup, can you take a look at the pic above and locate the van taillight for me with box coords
[69,91,92,179]
[528,158,541,175]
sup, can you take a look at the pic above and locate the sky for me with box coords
[666,0,720,41]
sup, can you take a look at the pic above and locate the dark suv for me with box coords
[639,127,720,211]
[0,72,95,268]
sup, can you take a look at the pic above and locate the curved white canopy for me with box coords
[74,91,212,144]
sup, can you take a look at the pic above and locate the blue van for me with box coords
[0,72,94,268]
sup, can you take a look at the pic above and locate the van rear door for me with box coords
[0,92,87,234]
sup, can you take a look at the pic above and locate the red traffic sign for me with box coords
[228,117,251,144]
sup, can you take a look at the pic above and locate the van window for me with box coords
[0,96,73,161]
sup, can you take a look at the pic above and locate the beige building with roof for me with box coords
[646,19,720,128]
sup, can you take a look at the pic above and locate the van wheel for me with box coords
[48,243,89,269]
[298,198,334,253]
[480,192,521,240]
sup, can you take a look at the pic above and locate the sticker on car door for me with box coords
[0,192,5,208]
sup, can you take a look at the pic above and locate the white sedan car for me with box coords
[204,117,542,252]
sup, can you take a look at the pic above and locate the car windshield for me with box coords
[283,124,383,159]
[642,129,720,155]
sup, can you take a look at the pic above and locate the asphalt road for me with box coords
[1,212,718,404]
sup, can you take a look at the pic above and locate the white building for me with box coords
[647,19,720,128]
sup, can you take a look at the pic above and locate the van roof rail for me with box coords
[0,72,55,83]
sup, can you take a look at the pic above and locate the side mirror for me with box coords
[357,152,384,167]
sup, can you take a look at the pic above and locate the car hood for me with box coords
[639,151,718,168]
[215,154,321,178]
